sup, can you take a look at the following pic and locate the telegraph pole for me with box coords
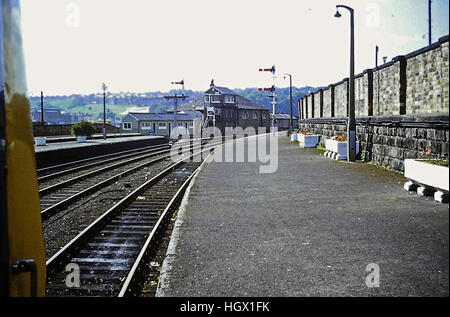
[102,83,107,140]
[259,65,276,135]
[40,91,44,126]
[165,80,187,139]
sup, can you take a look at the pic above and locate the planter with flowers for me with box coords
[71,121,95,143]
[324,135,359,160]
[298,131,320,148]
[404,150,449,203]
[290,130,298,142]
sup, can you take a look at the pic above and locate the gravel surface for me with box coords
[38,151,170,189]
[42,157,173,260]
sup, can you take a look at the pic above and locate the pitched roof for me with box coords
[128,110,203,121]
[236,96,269,111]
[205,85,238,95]
[271,113,298,120]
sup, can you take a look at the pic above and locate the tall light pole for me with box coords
[101,83,107,140]
[335,5,356,162]
[284,73,293,133]
[428,0,432,45]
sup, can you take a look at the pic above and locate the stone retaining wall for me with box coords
[298,115,449,172]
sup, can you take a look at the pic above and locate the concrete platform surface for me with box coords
[157,136,449,297]
[34,135,164,153]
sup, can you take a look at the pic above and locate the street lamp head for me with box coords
[334,9,342,18]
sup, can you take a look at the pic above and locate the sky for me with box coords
[20,0,449,96]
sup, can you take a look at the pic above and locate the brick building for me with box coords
[203,81,271,135]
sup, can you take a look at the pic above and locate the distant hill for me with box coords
[233,86,319,116]
[29,86,320,121]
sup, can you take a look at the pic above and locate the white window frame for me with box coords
[123,122,132,130]
[253,111,258,120]
[141,122,152,130]
[211,95,221,103]
[204,95,210,102]
[262,112,267,120]
[242,111,248,120]
[158,122,167,129]
[224,95,235,103]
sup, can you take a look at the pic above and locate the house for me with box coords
[120,110,203,136]
[271,113,299,130]
[31,107,67,125]
[203,80,271,135]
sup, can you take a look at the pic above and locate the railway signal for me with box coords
[259,65,276,74]
[164,79,188,138]
[259,65,276,135]
[258,85,275,92]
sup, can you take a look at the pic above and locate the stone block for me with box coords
[434,191,449,203]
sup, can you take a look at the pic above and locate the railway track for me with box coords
[39,138,223,220]
[45,147,214,297]
[37,143,171,182]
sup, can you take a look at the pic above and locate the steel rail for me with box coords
[37,143,170,175]
[45,146,218,296]
[117,162,201,297]
[40,140,223,220]
[39,147,172,196]
[38,144,171,182]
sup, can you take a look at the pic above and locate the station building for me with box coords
[120,110,203,136]
[203,81,271,135]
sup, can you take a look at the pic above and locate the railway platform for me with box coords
[34,135,168,168]
[157,135,449,297]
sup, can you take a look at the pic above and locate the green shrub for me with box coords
[71,121,96,136]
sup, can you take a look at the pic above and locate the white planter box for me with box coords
[290,133,298,142]
[77,135,87,143]
[34,137,46,146]
[298,134,319,148]
[404,159,449,193]
[324,138,359,160]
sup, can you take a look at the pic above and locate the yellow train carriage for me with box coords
[0,0,46,297]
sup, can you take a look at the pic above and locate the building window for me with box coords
[204,95,210,102]
[224,95,235,103]
[253,112,258,120]
[141,122,152,129]
[158,122,167,129]
[242,111,248,120]
[262,112,267,120]
[188,122,193,128]
[215,107,222,115]
[123,122,132,130]
[211,95,220,103]
[178,122,184,127]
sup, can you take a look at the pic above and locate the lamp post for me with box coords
[284,73,293,133]
[335,5,356,162]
